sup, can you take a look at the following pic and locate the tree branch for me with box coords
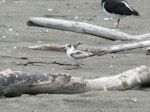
[28,40,150,55]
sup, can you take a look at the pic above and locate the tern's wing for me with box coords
[70,50,94,59]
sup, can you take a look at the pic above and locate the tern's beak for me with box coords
[62,46,66,49]
[62,46,66,51]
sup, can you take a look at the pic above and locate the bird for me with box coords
[101,0,140,28]
[64,44,96,68]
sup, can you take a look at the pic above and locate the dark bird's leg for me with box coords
[116,18,120,28]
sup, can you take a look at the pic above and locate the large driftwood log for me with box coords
[0,66,150,97]
[27,17,150,41]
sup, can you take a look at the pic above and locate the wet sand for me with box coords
[0,0,150,112]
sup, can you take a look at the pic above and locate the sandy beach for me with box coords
[0,0,150,112]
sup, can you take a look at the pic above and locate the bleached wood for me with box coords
[27,17,150,41]
[0,66,150,97]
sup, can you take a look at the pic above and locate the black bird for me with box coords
[101,0,140,28]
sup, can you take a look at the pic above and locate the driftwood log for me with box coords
[0,66,150,97]
[27,17,150,41]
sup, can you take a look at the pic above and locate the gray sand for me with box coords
[0,0,150,112]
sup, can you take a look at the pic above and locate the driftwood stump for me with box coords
[0,66,150,97]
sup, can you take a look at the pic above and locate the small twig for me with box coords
[14,61,74,67]
[15,61,51,66]
[52,61,72,66]
[44,15,67,18]
[52,61,85,70]
[1,55,29,60]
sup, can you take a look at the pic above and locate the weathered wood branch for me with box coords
[28,40,150,55]
[27,17,150,41]
[0,66,150,97]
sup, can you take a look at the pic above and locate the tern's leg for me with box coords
[72,61,81,68]
[76,61,81,68]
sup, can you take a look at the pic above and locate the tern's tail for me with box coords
[91,49,107,56]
